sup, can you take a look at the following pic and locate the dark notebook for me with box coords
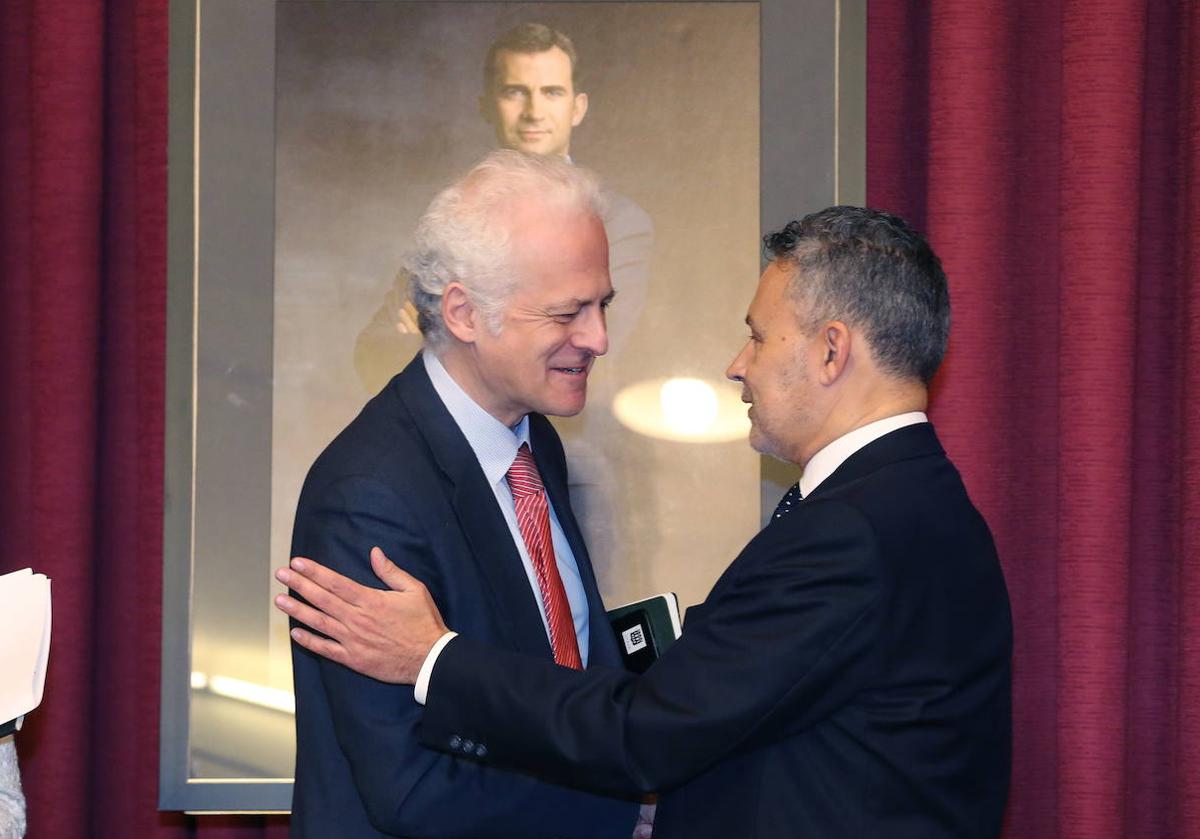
[606,593,682,673]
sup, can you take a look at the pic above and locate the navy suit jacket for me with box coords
[419,423,1013,838]
[289,355,638,838]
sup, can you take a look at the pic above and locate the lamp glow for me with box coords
[659,378,719,435]
[613,377,750,443]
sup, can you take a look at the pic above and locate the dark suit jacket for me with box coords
[289,355,638,838]
[419,423,1013,838]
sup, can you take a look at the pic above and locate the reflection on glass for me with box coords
[613,377,750,443]
[187,1,760,786]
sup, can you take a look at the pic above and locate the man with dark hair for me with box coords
[480,22,586,159]
[280,204,1013,838]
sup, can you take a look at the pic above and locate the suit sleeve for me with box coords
[291,474,637,838]
[418,500,886,796]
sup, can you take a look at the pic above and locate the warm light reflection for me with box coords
[191,671,295,714]
[613,377,750,443]
[659,378,719,435]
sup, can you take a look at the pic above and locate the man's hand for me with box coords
[273,547,448,684]
[395,300,421,334]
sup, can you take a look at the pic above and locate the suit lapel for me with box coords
[393,355,554,660]
[531,417,622,668]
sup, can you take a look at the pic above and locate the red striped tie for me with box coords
[506,443,582,669]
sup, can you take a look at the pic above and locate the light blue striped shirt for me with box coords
[423,352,590,664]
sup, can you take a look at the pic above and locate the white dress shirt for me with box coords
[798,412,929,498]
[415,353,591,703]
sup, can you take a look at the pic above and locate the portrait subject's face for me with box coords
[483,47,589,158]
[470,203,612,426]
[726,262,822,463]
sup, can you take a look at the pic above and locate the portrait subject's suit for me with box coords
[289,355,638,838]
[419,423,1013,838]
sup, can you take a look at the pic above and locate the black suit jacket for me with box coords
[289,355,638,838]
[420,423,1013,838]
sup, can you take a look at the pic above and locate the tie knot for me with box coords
[506,443,545,500]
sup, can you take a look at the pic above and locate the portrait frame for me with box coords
[161,0,864,813]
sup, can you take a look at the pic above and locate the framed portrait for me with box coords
[161,0,864,812]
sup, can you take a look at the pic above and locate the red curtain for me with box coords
[869,1,1200,837]
[1,0,1197,837]
[0,0,282,836]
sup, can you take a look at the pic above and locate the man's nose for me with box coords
[726,342,750,382]
[573,306,609,357]
[522,93,545,120]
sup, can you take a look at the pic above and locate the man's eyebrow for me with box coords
[547,291,616,310]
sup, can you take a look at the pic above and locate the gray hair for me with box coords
[764,206,951,384]
[404,150,606,350]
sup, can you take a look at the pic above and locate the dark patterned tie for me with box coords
[506,443,582,669]
[773,482,803,519]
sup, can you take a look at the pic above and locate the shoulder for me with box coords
[300,386,437,507]
[738,498,885,589]
[600,190,653,238]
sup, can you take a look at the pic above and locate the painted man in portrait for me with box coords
[353,22,654,588]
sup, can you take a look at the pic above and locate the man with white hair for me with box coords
[287,150,638,838]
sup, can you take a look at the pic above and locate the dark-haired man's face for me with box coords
[482,47,588,158]
[726,262,825,465]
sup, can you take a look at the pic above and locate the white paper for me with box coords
[0,568,52,724]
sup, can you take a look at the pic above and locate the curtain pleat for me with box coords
[1178,6,1200,838]
[24,2,106,836]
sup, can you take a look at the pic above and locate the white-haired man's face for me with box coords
[447,198,612,426]
[482,47,588,158]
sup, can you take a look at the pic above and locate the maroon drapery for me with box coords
[869,1,1200,837]
[0,0,181,835]
[0,0,280,836]
[0,0,1196,837]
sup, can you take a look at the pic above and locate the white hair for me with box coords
[403,150,607,350]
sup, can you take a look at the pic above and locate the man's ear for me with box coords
[817,321,852,384]
[571,92,589,127]
[442,283,480,344]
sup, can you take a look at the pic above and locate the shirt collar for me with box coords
[798,412,928,498]
[423,351,530,486]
